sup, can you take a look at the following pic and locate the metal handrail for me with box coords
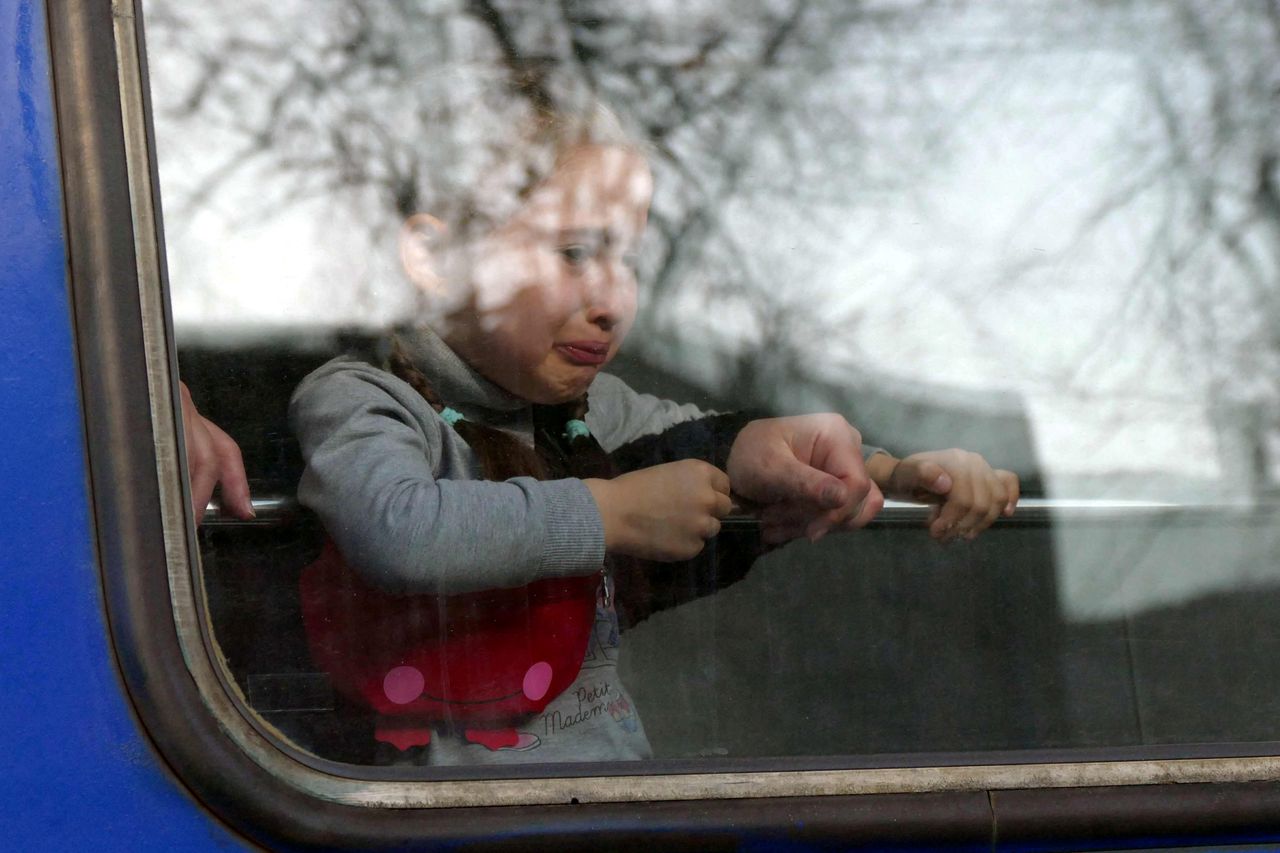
[200,495,1275,529]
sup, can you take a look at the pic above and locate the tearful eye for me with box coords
[558,244,594,266]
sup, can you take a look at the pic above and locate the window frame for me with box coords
[48,0,1280,846]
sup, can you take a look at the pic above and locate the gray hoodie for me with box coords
[289,325,706,764]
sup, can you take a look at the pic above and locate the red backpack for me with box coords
[299,539,599,750]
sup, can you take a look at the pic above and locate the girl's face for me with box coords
[443,145,653,404]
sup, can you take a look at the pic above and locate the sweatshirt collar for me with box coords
[385,324,530,414]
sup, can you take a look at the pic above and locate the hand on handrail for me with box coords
[180,381,253,524]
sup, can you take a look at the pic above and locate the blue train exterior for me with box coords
[6,0,1280,850]
[0,2,238,848]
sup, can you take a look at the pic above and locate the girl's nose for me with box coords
[584,260,634,331]
[586,306,615,331]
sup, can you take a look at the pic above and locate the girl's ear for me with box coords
[399,213,449,294]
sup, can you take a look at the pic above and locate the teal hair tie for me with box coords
[564,419,591,441]
[439,407,465,426]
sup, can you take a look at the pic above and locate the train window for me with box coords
[73,0,1280,834]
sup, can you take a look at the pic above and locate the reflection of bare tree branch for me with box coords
[464,0,557,109]
[637,2,815,314]
[556,0,601,93]
[150,0,966,415]
[982,0,1280,489]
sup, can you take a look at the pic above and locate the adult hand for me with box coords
[179,381,253,524]
[585,459,732,561]
[868,449,1018,542]
[726,414,882,545]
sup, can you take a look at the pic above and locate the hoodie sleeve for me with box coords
[290,360,604,595]
[585,372,885,469]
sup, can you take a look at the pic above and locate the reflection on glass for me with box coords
[148,0,1280,769]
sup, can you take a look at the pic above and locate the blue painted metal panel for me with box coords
[0,2,243,848]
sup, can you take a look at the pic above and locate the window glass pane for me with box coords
[145,0,1280,769]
